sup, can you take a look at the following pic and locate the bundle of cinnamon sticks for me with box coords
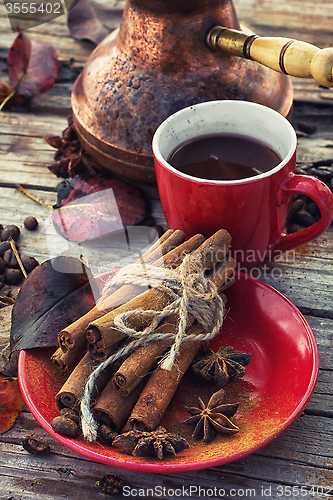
[50,228,236,441]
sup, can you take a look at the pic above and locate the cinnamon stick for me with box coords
[124,323,207,432]
[85,233,204,348]
[87,233,208,360]
[87,229,231,361]
[92,377,147,432]
[113,257,236,395]
[57,229,186,352]
[50,342,87,372]
[55,352,114,411]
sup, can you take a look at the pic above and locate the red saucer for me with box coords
[18,272,319,472]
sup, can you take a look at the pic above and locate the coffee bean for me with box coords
[3,249,20,268]
[0,224,2,232]
[4,268,23,285]
[0,283,12,297]
[287,223,305,234]
[51,415,80,438]
[0,258,5,274]
[1,225,20,242]
[98,424,118,445]
[21,255,39,274]
[296,209,316,227]
[59,408,80,426]
[298,163,314,171]
[297,121,317,135]
[24,216,38,231]
[0,241,12,257]
[289,198,305,217]
[98,474,124,495]
[22,438,50,455]
[306,200,320,217]
[295,167,309,175]
[312,159,333,167]
[308,167,333,180]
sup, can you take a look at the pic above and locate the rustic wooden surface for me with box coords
[0,0,333,498]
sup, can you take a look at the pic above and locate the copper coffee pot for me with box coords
[72,0,333,184]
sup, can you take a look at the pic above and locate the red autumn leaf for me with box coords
[0,375,25,434]
[53,189,125,242]
[53,177,148,242]
[7,31,58,99]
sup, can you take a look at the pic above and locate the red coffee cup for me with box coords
[153,100,333,268]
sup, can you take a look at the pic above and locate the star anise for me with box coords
[183,389,239,443]
[112,426,189,460]
[192,346,252,387]
[44,115,101,178]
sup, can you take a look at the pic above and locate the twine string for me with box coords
[81,255,225,441]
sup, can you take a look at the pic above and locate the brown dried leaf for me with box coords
[67,0,123,45]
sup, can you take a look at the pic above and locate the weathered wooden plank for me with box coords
[259,252,333,318]
[0,412,331,499]
[1,111,68,135]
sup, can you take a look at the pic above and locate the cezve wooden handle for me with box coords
[207,26,333,87]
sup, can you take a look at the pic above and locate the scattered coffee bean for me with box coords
[312,158,333,167]
[98,474,124,496]
[295,167,308,175]
[287,222,305,234]
[0,296,15,308]
[0,285,12,298]
[3,249,20,269]
[4,268,24,285]
[0,281,11,296]
[22,438,50,455]
[296,209,317,227]
[1,225,20,242]
[59,408,80,426]
[51,415,80,437]
[297,121,317,135]
[98,424,118,445]
[0,241,11,257]
[289,198,305,217]
[306,200,320,217]
[0,258,5,274]
[24,216,38,231]
[21,255,39,274]
[286,159,333,234]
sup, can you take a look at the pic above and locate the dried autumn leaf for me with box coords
[7,31,58,99]
[52,177,148,242]
[10,257,98,352]
[67,0,123,45]
[52,189,124,243]
[0,375,25,434]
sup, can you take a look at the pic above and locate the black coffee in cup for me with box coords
[168,133,282,180]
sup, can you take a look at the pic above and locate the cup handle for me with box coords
[272,173,333,256]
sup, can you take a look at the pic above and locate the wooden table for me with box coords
[0,1,332,498]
